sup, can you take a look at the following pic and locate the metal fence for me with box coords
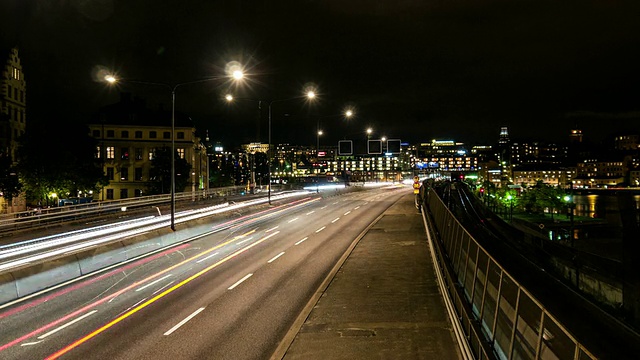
[422,188,596,360]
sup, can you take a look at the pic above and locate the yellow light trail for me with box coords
[45,230,280,359]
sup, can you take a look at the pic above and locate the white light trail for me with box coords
[37,310,97,339]
[135,274,172,292]
[196,252,219,264]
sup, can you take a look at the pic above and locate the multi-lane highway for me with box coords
[0,185,406,360]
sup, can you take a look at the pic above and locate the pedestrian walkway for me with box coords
[279,193,462,359]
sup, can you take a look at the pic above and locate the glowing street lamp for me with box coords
[104,68,244,231]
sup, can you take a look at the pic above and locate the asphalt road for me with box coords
[0,186,405,360]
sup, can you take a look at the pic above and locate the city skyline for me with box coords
[2,0,640,146]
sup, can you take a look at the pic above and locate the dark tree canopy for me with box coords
[0,155,22,202]
[16,124,107,205]
[148,146,191,195]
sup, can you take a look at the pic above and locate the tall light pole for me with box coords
[226,90,316,204]
[105,69,244,231]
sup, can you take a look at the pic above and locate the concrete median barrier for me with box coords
[121,237,164,260]
[76,242,127,275]
[12,256,82,298]
[0,272,18,304]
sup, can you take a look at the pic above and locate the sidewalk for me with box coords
[280,193,462,359]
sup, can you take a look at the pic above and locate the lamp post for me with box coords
[506,194,513,222]
[226,90,316,204]
[564,195,575,247]
[105,70,244,231]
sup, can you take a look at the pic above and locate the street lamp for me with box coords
[506,194,513,222]
[226,90,317,204]
[564,195,575,247]
[105,69,244,231]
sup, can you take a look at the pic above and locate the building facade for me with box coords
[0,47,27,213]
[89,94,208,201]
[0,48,26,162]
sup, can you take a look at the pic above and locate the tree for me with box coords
[0,155,22,203]
[148,146,191,195]
[16,124,108,206]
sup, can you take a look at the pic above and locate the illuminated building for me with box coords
[88,94,208,200]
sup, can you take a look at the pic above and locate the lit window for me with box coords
[177,148,185,159]
[95,146,101,159]
[106,147,115,159]
[148,148,155,160]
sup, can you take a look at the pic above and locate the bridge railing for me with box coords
[421,188,596,360]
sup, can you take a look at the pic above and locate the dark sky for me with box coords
[2,0,640,148]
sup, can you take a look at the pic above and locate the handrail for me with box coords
[420,187,600,360]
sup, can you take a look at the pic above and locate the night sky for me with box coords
[2,0,640,148]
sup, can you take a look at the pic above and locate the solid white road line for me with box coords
[295,237,308,245]
[37,310,98,339]
[228,273,253,290]
[315,226,326,233]
[135,274,172,292]
[163,307,206,336]
[196,252,219,263]
[268,252,285,263]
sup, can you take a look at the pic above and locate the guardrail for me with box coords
[0,186,247,235]
[421,187,596,360]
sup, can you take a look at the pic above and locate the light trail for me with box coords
[44,231,281,359]
[135,274,172,292]
[2,197,318,354]
[37,311,98,340]
[195,252,219,264]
